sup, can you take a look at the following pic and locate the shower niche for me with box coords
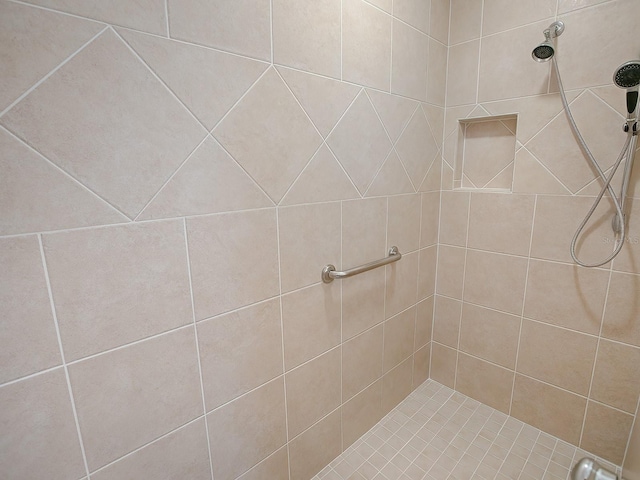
[454,114,518,192]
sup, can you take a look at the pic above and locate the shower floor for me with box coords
[313,380,621,480]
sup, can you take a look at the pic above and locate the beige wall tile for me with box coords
[531,195,615,265]
[391,20,428,101]
[524,259,609,335]
[68,328,202,470]
[482,0,556,36]
[433,296,462,348]
[462,121,516,189]
[236,447,289,480]
[413,343,431,387]
[367,89,418,143]
[213,68,323,203]
[388,194,421,255]
[282,283,341,370]
[139,137,273,220]
[91,420,211,480]
[342,197,387,267]
[279,202,341,293]
[602,272,640,347]
[439,191,469,247]
[382,357,414,414]
[0,369,85,480]
[286,348,341,438]
[385,251,419,318]
[421,192,440,248]
[456,353,514,414]
[464,250,528,315]
[0,129,127,236]
[478,21,552,102]
[280,145,360,206]
[556,0,640,90]
[187,209,280,319]
[289,408,342,480]
[272,0,341,78]
[512,148,571,196]
[415,297,434,350]
[168,0,271,60]
[394,0,430,33]
[517,320,597,395]
[343,380,384,448]
[383,307,416,372]
[342,325,383,401]
[436,245,466,299]
[447,41,480,107]
[418,245,437,301]
[591,340,640,413]
[198,299,283,410]
[342,0,392,91]
[581,401,634,465]
[278,66,361,138]
[396,110,439,189]
[207,377,287,480]
[118,29,268,130]
[449,0,482,45]
[23,0,166,35]
[368,152,416,196]
[459,303,519,369]
[429,0,450,44]
[0,1,103,113]
[1,30,207,219]
[511,375,586,445]
[427,39,448,106]
[0,236,61,383]
[327,92,393,194]
[613,197,640,274]
[431,342,457,389]
[44,220,192,361]
[467,193,535,256]
[342,268,386,340]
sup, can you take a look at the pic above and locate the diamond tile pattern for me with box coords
[213,67,323,203]
[327,91,393,194]
[312,380,621,480]
[118,28,268,130]
[1,29,207,219]
[0,1,104,112]
[395,108,439,188]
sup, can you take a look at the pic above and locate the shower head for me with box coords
[614,61,640,117]
[532,21,564,63]
[614,61,640,89]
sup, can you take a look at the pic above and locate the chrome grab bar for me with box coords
[321,246,402,283]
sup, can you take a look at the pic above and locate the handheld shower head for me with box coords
[614,61,640,117]
[532,21,564,62]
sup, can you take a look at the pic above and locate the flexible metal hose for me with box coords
[552,56,633,267]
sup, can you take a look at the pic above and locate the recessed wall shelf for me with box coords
[454,114,518,192]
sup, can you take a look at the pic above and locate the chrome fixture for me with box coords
[532,22,639,267]
[322,246,401,283]
[572,457,618,480]
[532,21,564,62]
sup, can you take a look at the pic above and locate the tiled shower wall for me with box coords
[433,0,640,467]
[0,0,449,479]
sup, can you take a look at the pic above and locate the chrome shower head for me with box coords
[532,21,565,63]
[614,61,640,117]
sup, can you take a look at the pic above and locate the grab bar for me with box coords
[322,246,402,283]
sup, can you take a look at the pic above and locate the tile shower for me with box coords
[0,1,638,480]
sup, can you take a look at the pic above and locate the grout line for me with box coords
[182,220,215,480]
[480,160,514,189]
[274,206,293,480]
[510,194,538,415]
[164,0,170,37]
[474,0,485,106]
[134,134,211,221]
[0,25,108,119]
[111,27,210,132]
[38,235,92,479]
[0,125,133,222]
